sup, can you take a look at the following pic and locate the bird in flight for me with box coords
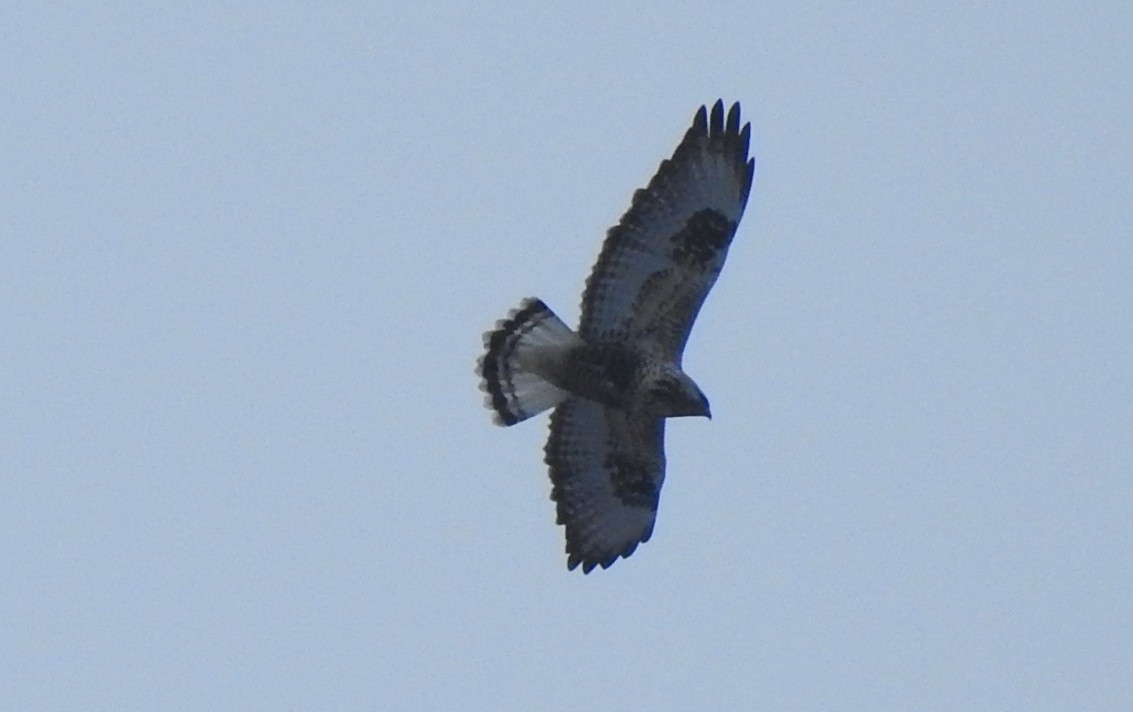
[477,101,755,572]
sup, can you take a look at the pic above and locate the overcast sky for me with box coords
[2,3,1131,710]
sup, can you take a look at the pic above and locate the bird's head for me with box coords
[646,370,711,419]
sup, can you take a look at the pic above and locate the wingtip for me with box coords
[726,101,741,133]
[738,121,752,160]
[700,100,747,139]
[566,552,605,574]
[692,104,708,133]
[569,556,611,575]
[709,100,725,133]
[564,539,643,574]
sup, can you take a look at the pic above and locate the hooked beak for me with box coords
[699,391,712,420]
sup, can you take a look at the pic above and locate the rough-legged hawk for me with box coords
[477,101,755,572]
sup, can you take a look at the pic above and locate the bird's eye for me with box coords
[653,380,681,402]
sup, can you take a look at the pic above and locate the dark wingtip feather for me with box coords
[738,122,751,161]
[563,536,644,574]
[692,104,708,134]
[709,100,724,133]
[726,102,741,133]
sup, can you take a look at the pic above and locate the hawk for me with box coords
[477,101,755,572]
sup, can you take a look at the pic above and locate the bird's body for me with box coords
[477,101,755,572]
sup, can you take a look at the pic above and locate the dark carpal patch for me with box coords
[670,209,735,267]
[608,454,659,509]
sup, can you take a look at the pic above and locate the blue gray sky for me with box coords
[3,3,1131,710]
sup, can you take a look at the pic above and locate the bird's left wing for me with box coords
[545,398,666,573]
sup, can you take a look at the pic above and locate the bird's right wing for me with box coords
[578,101,755,361]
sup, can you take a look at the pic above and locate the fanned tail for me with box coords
[477,298,579,426]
